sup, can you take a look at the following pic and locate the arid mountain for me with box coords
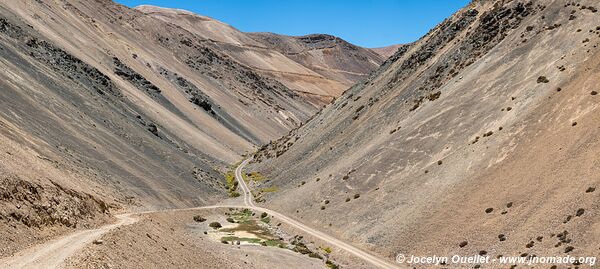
[0,0,358,258]
[5,0,600,268]
[252,0,600,262]
[370,44,406,58]
[247,33,385,92]
[137,5,385,103]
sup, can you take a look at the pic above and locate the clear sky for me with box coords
[115,0,470,48]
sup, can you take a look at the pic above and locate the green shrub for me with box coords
[326,260,339,269]
[260,212,268,218]
[193,215,206,222]
[226,217,235,223]
[209,222,222,229]
[260,186,279,193]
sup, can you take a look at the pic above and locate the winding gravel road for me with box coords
[0,159,400,269]
[235,158,400,269]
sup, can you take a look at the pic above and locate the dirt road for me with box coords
[235,158,401,269]
[0,159,401,269]
[0,214,137,269]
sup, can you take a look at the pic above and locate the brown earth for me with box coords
[4,0,600,268]
[63,208,329,269]
[0,0,383,266]
[137,5,385,104]
[370,44,406,58]
[252,0,600,266]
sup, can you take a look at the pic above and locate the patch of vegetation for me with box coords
[498,234,506,242]
[292,242,313,255]
[209,222,222,229]
[222,232,284,247]
[224,171,239,197]
[427,91,441,101]
[261,217,271,224]
[226,217,235,223]
[248,171,267,181]
[193,215,206,222]
[321,246,333,254]
[230,208,253,223]
[537,76,549,83]
[259,186,279,193]
[308,252,323,259]
[586,187,596,193]
[326,260,340,269]
[241,172,249,183]
[221,236,261,244]
[264,239,286,247]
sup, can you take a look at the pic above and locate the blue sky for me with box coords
[115,0,470,48]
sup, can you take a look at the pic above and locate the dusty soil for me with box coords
[63,208,328,269]
[252,0,600,267]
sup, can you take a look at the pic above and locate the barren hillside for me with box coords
[137,5,385,103]
[252,0,600,263]
[370,44,407,58]
[0,0,330,258]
